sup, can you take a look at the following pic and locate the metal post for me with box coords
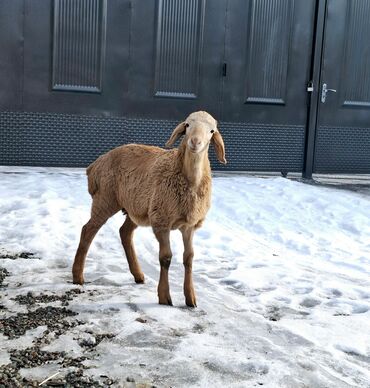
[303,0,327,179]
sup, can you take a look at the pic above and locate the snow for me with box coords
[1,166,370,387]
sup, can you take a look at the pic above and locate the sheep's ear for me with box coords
[212,130,227,164]
[165,122,186,148]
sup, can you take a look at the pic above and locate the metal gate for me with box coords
[0,0,369,175]
[313,0,370,174]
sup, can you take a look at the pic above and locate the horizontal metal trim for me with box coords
[245,97,285,105]
[154,91,197,99]
[343,100,370,108]
[52,84,102,93]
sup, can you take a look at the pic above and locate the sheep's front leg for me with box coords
[153,228,173,306]
[181,226,196,307]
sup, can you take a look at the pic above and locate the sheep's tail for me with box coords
[86,160,99,196]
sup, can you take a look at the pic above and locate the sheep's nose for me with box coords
[190,137,201,147]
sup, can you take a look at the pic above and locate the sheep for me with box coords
[72,111,226,307]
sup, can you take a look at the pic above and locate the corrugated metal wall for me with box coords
[1,0,369,174]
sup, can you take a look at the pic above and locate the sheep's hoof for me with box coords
[185,298,197,308]
[185,289,197,307]
[73,277,84,285]
[159,296,173,306]
[72,265,84,285]
[134,274,145,284]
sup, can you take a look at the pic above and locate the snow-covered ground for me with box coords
[1,166,370,387]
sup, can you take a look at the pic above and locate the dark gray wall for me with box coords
[1,0,369,174]
[0,0,24,111]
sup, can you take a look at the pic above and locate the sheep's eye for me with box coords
[210,129,215,134]
[185,123,189,128]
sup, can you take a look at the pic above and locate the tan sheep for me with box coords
[72,111,226,307]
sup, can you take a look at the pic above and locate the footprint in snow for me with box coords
[220,234,233,243]
[206,269,231,279]
[264,305,282,321]
[219,279,244,293]
[293,286,314,295]
[192,323,207,333]
[255,286,277,293]
[335,345,370,363]
[328,288,343,298]
[197,230,211,240]
[300,297,321,308]
[351,305,369,314]
[106,264,124,273]
[178,306,207,317]
[355,289,370,299]
[274,296,291,304]
[92,276,126,287]
[250,263,267,268]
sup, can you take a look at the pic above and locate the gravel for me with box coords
[0,306,80,339]
[0,267,10,287]
[0,250,138,387]
[0,250,39,260]
[13,289,83,307]
[10,347,62,368]
[0,360,111,387]
[79,333,116,350]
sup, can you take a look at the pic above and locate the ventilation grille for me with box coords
[52,0,107,93]
[245,0,293,105]
[314,126,370,173]
[154,0,204,99]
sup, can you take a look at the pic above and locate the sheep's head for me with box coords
[165,111,227,164]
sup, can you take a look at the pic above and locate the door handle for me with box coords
[321,83,337,103]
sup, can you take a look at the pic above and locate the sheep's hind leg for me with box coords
[180,226,197,307]
[153,228,173,306]
[119,216,145,284]
[72,217,106,285]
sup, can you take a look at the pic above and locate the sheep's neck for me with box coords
[182,145,209,188]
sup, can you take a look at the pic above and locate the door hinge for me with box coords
[307,81,314,92]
